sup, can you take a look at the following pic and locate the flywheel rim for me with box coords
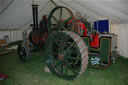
[47,6,76,33]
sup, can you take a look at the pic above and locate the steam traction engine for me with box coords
[17,5,117,80]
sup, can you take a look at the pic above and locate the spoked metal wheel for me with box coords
[45,31,88,80]
[47,6,76,32]
[17,44,30,62]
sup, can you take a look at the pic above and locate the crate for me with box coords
[0,39,7,46]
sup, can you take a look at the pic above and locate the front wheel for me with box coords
[17,44,30,62]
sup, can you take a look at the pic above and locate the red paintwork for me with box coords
[0,74,8,79]
[31,30,49,45]
[65,19,100,48]
[76,20,88,36]
[90,34,99,48]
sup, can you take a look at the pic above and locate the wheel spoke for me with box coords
[71,63,80,72]
[22,48,26,60]
[65,42,76,53]
[67,64,77,75]
[54,38,65,52]
[55,60,65,73]
[52,16,59,23]
[55,60,62,67]
[61,35,71,42]
[64,66,68,74]
[67,56,81,60]
[70,68,77,75]
[53,52,59,55]
[54,40,61,47]
[63,17,72,24]
[60,62,63,72]
[51,24,59,31]
[60,35,65,41]
[59,8,63,21]
[60,23,67,30]
[53,44,60,53]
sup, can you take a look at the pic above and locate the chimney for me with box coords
[32,4,38,30]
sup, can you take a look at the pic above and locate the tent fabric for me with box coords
[110,24,128,58]
[0,0,128,58]
[0,29,32,43]
[55,0,128,23]
[0,30,22,43]
[0,0,52,30]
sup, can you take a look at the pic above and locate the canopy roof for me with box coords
[0,0,128,30]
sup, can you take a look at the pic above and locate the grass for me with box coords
[0,47,7,52]
[0,49,128,85]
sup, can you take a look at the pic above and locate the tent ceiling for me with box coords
[0,0,51,30]
[56,0,128,23]
[0,0,128,30]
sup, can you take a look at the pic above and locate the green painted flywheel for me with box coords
[47,6,76,32]
[45,31,88,80]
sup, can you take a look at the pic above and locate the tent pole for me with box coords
[50,0,57,7]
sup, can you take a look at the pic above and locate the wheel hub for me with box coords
[17,44,30,62]
[20,51,23,55]
[58,54,64,60]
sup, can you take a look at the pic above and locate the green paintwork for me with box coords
[82,37,111,68]
[47,6,74,32]
[59,8,63,21]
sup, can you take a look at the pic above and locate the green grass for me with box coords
[0,47,7,52]
[0,50,128,85]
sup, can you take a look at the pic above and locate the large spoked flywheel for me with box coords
[48,6,76,32]
[17,44,30,62]
[45,31,88,80]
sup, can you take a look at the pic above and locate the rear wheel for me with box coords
[45,31,88,80]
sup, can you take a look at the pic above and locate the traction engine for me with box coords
[17,5,117,80]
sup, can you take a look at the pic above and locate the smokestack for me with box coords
[32,4,38,30]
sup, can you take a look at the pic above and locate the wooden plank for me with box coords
[0,50,12,56]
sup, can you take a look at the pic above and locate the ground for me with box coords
[0,48,128,85]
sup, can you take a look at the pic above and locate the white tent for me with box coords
[0,0,128,58]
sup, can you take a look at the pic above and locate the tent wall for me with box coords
[110,23,128,58]
[0,29,32,43]
[0,30,22,43]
